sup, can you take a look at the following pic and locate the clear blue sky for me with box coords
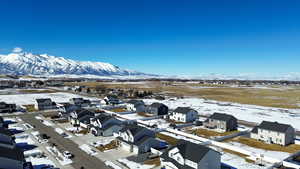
[0,0,300,76]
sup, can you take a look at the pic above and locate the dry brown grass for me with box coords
[233,137,300,153]
[137,112,152,117]
[190,128,238,138]
[19,89,58,94]
[96,140,118,152]
[76,129,89,135]
[65,81,300,109]
[23,104,37,112]
[222,148,255,164]
[156,133,178,146]
[144,157,161,166]
[110,108,127,112]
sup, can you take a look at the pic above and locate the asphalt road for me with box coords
[21,114,109,169]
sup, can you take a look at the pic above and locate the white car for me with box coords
[63,151,73,159]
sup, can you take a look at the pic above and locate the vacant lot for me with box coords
[66,81,300,109]
[190,128,238,138]
[232,137,300,153]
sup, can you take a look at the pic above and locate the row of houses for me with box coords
[0,117,31,169]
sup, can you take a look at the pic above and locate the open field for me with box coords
[190,128,239,138]
[156,133,178,145]
[232,137,300,154]
[65,81,300,109]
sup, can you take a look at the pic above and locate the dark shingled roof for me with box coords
[161,140,217,168]
[174,107,194,114]
[0,127,13,136]
[127,100,144,105]
[251,126,258,134]
[36,98,52,103]
[120,124,145,136]
[209,113,236,122]
[93,114,114,123]
[0,146,25,162]
[257,121,293,133]
[150,102,167,108]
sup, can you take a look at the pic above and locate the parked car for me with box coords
[63,151,73,159]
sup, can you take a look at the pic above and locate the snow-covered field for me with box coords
[0,92,97,105]
[143,98,300,130]
[228,142,290,160]
[221,152,272,169]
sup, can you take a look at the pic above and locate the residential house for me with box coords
[104,95,120,105]
[204,113,238,132]
[69,98,91,107]
[116,124,163,154]
[169,107,198,123]
[90,114,122,136]
[69,109,95,127]
[0,117,7,128]
[0,146,26,169]
[0,128,16,149]
[146,102,169,116]
[34,98,57,111]
[0,102,17,113]
[125,100,145,113]
[160,140,221,169]
[58,103,81,116]
[250,121,295,146]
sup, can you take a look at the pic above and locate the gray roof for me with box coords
[209,113,236,122]
[0,127,13,136]
[150,102,167,108]
[120,124,145,136]
[0,146,25,162]
[78,115,94,124]
[92,114,114,123]
[174,107,195,114]
[161,140,217,168]
[36,98,52,103]
[127,100,144,105]
[257,121,293,133]
[251,126,258,134]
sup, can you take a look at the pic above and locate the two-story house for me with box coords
[204,113,238,132]
[160,140,221,169]
[146,103,169,116]
[250,121,295,146]
[0,126,28,169]
[169,107,198,123]
[69,98,91,108]
[125,100,145,113]
[69,109,95,127]
[90,114,122,136]
[116,124,163,154]
[35,98,57,111]
[0,102,17,113]
[0,146,26,169]
[104,95,120,105]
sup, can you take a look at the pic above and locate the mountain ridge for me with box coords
[0,49,149,76]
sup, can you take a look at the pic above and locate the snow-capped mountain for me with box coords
[0,49,148,76]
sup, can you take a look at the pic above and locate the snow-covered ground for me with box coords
[228,142,290,160]
[79,144,98,156]
[118,158,154,169]
[221,152,272,169]
[0,92,97,105]
[143,98,300,130]
[105,161,122,169]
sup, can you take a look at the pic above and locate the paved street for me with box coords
[21,114,109,169]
